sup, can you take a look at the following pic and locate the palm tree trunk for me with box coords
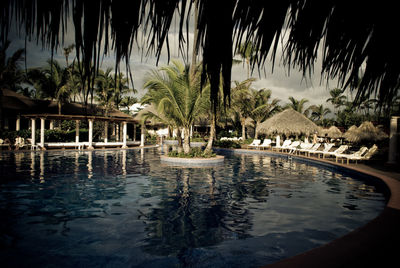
[254,121,259,139]
[58,102,62,115]
[183,127,190,154]
[241,117,246,140]
[205,113,216,152]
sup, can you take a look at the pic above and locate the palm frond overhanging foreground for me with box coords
[1,1,398,109]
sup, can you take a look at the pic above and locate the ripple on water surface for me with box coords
[0,148,387,267]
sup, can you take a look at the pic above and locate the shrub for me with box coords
[167,147,216,158]
[213,140,241,149]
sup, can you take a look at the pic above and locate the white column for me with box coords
[116,123,120,142]
[140,124,145,147]
[133,124,136,142]
[31,118,36,147]
[16,116,20,131]
[104,121,108,143]
[49,120,54,130]
[88,119,94,149]
[75,120,80,143]
[40,118,45,148]
[388,116,399,164]
[122,121,128,148]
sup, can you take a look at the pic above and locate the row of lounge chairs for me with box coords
[247,138,378,164]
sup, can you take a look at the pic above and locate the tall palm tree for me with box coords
[231,78,256,140]
[327,88,346,115]
[95,68,115,116]
[63,44,75,67]
[27,60,70,114]
[285,96,310,115]
[249,88,281,139]
[309,104,331,124]
[141,60,209,154]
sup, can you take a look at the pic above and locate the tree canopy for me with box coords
[1,0,399,110]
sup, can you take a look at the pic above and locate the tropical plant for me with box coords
[141,60,210,154]
[285,97,310,116]
[309,104,331,124]
[95,68,115,116]
[120,95,138,114]
[231,78,256,140]
[0,40,25,92]
[236,41,257,78]
[26,60,71,114]
[327,88,346,115]
[248,88,281,139]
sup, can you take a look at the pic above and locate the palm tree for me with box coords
[0,40,25,91]
[0,40,25,128]
[120,96,138,115]
[63,44,75,67]
[248,88,281,139]
[285,97,310,115]
[327,88,346,115]
[111,72,135,110]
[95,68,115,116]
[141,60,209,154]
[231,78,256,140]
[309,104,331,124]
[236,41,257,78]
[27,60,70,114]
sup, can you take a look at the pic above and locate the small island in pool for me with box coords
[161,147,225,165]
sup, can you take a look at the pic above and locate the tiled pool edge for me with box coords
[215,148,400,268]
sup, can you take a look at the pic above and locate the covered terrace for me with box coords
[22,113,144,150]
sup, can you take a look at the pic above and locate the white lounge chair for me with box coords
[335,146,369,164]
[285,141,301,153]
[259,139,272,150]
[310,143,334,158]
[336,145,377,164]
[248,139,261,149]
[321,145,348,159]
[275,139,292,152]
[298,143,321,156]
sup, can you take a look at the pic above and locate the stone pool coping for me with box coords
[216,148,400,268]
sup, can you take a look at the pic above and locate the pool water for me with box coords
[0,148,387,267]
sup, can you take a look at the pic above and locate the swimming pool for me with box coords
[0,148,387,267]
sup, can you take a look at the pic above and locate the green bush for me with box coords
[213,140,241,149]
[167,147,216,158]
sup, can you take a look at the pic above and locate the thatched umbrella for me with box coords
[321,126,343,138]
[344,122,388,143]
[258,109,320,136]
[343,125,359,142]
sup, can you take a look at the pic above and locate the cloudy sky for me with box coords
[6,10,344,111]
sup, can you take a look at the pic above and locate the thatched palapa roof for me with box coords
[321,126,343,138]
[258,109,319,136]
[344,122,388,143]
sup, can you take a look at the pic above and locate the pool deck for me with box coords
[229,149,400,268]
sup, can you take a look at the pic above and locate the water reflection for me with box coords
[0,148,386,267]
